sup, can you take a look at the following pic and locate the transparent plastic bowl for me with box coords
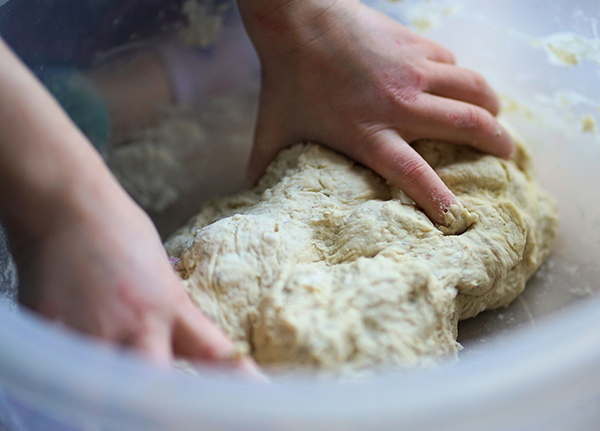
[1,0,599,430]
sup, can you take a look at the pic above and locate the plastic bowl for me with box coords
[0,0,599,430]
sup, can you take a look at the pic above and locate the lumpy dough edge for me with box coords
[166,139,559,373]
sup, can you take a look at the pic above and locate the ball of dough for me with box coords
[167,139,558,372]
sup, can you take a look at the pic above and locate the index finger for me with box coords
[356,129,457,226]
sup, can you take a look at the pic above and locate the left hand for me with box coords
[12,177,259,374]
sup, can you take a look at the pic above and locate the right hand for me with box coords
[238,0,514,225]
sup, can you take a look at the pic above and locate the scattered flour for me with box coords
[533,32,600,67]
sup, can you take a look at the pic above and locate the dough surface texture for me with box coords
[166,141,559,372]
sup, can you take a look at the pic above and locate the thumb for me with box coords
[246,101,291,184]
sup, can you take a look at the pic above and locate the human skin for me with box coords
[0,0,513,366]
[0,38,259,375]
[237,0,514,224]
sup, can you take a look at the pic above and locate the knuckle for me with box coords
[464,107,484,129]
[397,157,431,187]
[356,130,386,167]
[380,82,416,106]
[408,63,428,87]
[407,64,429,93]
[449,106,488,131]
[377,67,425,107]
[117,316,153,345]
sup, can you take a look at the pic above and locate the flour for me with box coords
[107,110,209,213]
[179,0,230,47]
[533,32,600,67]
[106,91,256,237]
[166,139,559,372]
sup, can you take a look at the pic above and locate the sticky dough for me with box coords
[166,140,559,372]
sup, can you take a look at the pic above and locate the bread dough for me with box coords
[166,139,559,372]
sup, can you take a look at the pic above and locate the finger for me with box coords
[172,296,265,380]
[127,320,174,366]
[173,298,235,360]
[356,129,457,224]
[229,355,269,382]
[247,141,279,185]
[246,102,290,184]
[422,39,456,64]
[424,62,500,115]
[405,94,515,159]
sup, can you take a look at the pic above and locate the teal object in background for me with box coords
[38,68,111,152]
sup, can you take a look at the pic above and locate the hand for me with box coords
[241,0,514,224]
[0,38,260,375]
[10,173,259,374]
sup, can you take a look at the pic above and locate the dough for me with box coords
[166,139,559,372]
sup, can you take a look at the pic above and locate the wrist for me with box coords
[0,39,136,246]
[1,136,127,249]
[237,0,360,58]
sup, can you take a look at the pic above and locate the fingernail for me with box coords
[431,195,457,227]
[236,358,270,383]
[223,345,269,382]
[438,201,478,235]
[219,343,269,381]
[496,125,516,159]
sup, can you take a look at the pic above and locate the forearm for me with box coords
[0,39,118,238]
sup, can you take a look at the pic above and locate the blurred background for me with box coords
[0,0,599,430]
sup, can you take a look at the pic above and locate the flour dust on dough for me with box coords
[166,139,559,372]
